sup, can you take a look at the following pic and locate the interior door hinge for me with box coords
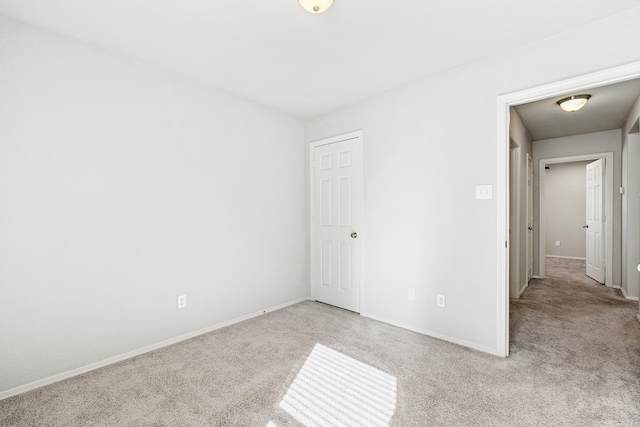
[505,240,508,249]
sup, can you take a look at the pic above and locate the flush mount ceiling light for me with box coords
[299,0,333,13]
[556,94,591,112]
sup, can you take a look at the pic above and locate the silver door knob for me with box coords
[528,226,533,231]
[351,232,358,238]
[582,225,589,228]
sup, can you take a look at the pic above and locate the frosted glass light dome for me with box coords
[299,0,333,13]
[557,95,591,112]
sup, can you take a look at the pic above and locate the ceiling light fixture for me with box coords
[299,0,333,13]
[556,95,591,112]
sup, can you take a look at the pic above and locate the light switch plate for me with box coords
[476,185,493,200]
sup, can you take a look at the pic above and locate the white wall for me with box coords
[3,7,640,394]
[509,109,533,297]
[622,94,640,300]
[543,161,591,258]
[307,8,640,353]
[0,17,307,395]
[532,130,622,284]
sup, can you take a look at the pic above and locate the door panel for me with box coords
[586,159,605,283]
[339,243,352,291]
[311,134,362,312]
[321,240,332,287]
[526,154,533,283]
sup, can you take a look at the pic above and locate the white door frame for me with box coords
[538,154,613,285]
[496,60,640,357]
[309,130,364,311]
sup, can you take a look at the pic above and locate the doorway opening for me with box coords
[496,60,640,357]
[538,154,614,286]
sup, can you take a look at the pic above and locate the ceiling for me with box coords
[1,1,639,118]
[514,78,640,141]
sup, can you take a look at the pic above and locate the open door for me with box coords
[526,154,533,284]
[509,144,520,298]
[585,159,605,283]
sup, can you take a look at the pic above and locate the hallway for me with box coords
[510,256,640,424]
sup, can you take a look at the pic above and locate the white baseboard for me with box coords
[0,296,310,401]
[545,255,587,260]
[620,287,639,301]
[359,312,501,357]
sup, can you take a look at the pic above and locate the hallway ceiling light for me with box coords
[299,0,333,13]
[556,95,591,112]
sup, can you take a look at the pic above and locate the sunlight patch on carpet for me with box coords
[279,343,397,427]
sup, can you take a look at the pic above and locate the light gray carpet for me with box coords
[1,257,639,426]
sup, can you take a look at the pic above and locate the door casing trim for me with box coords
[497,60,640,357]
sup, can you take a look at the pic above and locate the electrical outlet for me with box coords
[177,295,187,309]
[556,241,561,247]
[408,288,416,301]
[436,294,446,307]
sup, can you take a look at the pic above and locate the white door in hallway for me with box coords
[526,154,533,283]
[310,132,363,313]
[586,159,605,283]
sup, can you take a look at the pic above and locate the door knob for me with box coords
[351,232,358,238]
[528,226,533,231]
[582,225,589,228]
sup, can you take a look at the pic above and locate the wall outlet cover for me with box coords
[177,295,187,309]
